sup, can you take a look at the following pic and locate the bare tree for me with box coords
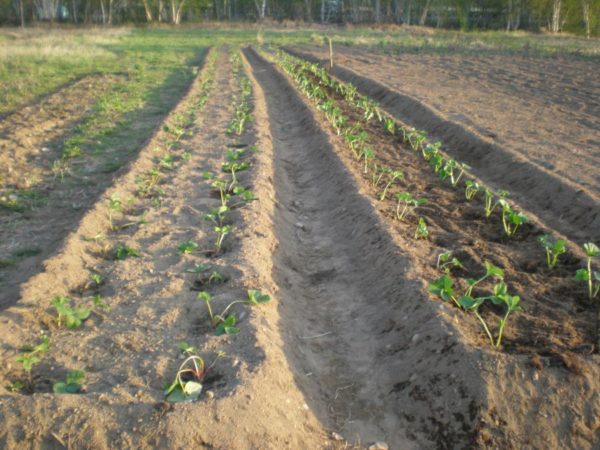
[142,0,153,21]
[170,0,186,23]
[551,0,561,32]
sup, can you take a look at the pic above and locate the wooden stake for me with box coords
[328,37,334,70]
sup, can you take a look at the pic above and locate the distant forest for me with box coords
[1,0,599,36]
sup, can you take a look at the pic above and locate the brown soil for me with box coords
[1,42,599,450]
[285,44,600,243]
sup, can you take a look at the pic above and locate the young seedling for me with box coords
[214,225,234,254]
[429,154,445,174]
[204,206,230,226]
[437,251,465,274]
[465,180,481,201]
[53,370,85,394]
[51,296,91,329]
[575,243,600,300]
[395,192,427,221]
[181,152,192,161]
[177,342,198,355]
[440,160,469,187]
[459,282,522,348]
[370,165,387,189]
[177,241,199,255]
[211,180,231,207]
[91,273,103,286]
[185,263,212,274]
[422,142,441,161]
[14,334,50,389]
[379,171,404,201]
[158,155,174,170]
[499,201,528,237]
[428,275,461,308]
[231,187,256,207]
[164,352,224,403]
[197,291,239,336]
[222,161,250,191]
[360,147,375,174]
[414,217,429,240]
[384,117,396,135]
[107,193,122,231]
[225,148,245,162]
[537,235,566,269]
[465,261,504,297]
[114,244,140,260]
[484,189,508,218]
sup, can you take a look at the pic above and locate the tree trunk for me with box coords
[506,0,512,30]
[71,0,78,23]
[100,0,106,24]
[142,0,153,21]
[551,0,561,32]
[107,0,113,24]
[321,0,325,22]
[419,0,430,25]
[582,0,590,38]
[19,0,25,27]
[375,0,381,22]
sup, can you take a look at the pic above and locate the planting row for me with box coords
[267,48,599,353]
[4,49,228,397]
[165,48,273,402]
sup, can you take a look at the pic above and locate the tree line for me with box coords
[1,0,598,36]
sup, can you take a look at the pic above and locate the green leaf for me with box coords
[583,243,600,257]
[484,262,504,280]
[576,268,590,281]
[186,264,211,274]
[247,289,271,305]
[66,370,84,385]
[458,295,484,310]
[215,315,239,336]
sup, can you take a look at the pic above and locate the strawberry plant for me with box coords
[177,342,198,355]
[379,171,403,201]
[204,206,230,226]
[440,160,469,187]
[428,275,461,308]
[164,351,224,403]
[414,217,429,240]
[51,296,90,328]
[537,235,566,269]
[115,244,140,260]
[395,192,427,221]
[499,200,528,237]
[13,334,50,389]
[359,147,375,174]
[177,241,199,255]
[422,142,441,161]
[484,189,508,218]
[465,261,504,296]
[214,225,234,254]
[465,180,481,201]
[384,117,396,135]
[53,370,85,394]
[576,243,600,300]
[107,193,121,231]
[197,291,239,336]
[437,251,464,274]
[459,282,521,348]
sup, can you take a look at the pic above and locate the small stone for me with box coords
[332,432,344,441]
[411,333,420,343]
[205,390,215,399]
[368,442,389,450]
[294,222,305,230]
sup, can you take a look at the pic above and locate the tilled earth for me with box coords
[0,44,599,450]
